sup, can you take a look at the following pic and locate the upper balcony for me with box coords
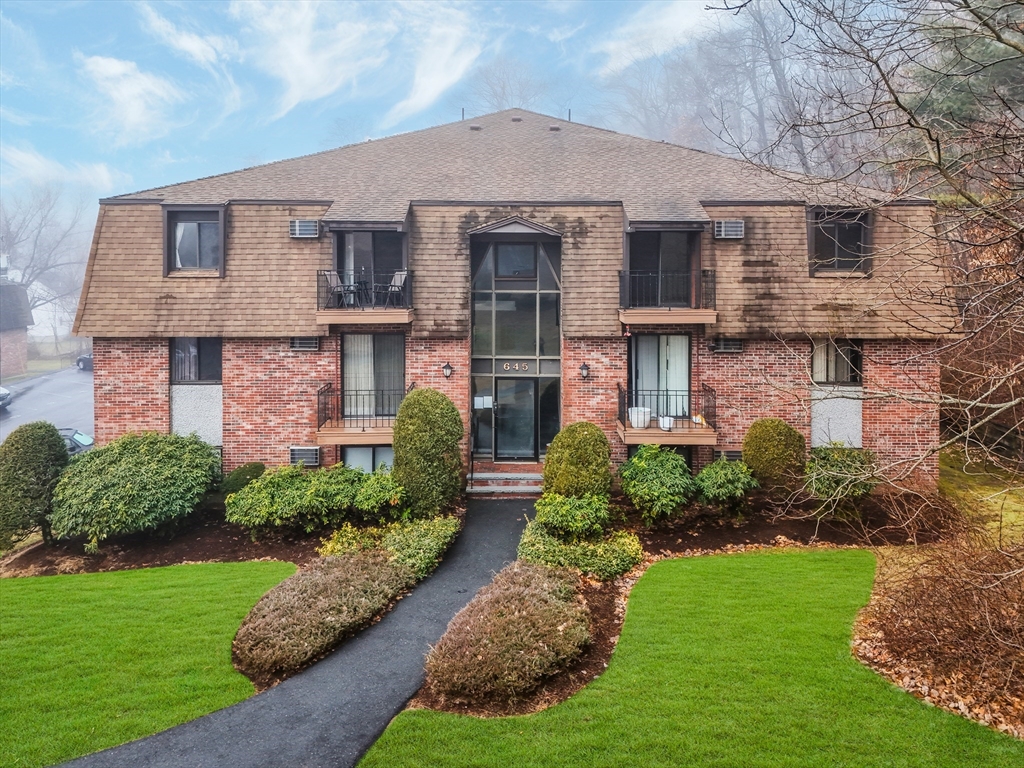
[618,269,717,324]
[316,270,414,325]
[615,383,718,446]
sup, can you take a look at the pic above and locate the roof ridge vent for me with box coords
[548,125,561,131]
[469,124,482,131]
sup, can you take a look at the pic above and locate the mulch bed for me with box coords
[0,507,321,578]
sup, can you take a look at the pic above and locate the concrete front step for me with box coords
[469,473,543,482]
[466,486,542,495]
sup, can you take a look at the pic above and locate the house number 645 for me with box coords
[503,362,528,371]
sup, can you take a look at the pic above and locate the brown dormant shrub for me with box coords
[234,552,413,678]
[426,562,590,704]
[871,543,1024,713]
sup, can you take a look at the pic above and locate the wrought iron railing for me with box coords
[616,383,717,431]
[316,270,414,310]
[619,269,716,309]
[317,383,407,429]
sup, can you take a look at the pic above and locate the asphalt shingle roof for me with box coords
[107,109,880,223]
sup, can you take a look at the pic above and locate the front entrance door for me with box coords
[494,378,537,459]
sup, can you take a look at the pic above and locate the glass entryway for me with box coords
[471,237,561,461]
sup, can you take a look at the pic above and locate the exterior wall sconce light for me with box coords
[442,362,453,379]
[579,363,590,379]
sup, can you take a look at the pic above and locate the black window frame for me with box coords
[808,208,871,275]
[164,205,226,277]
[811,338,863,385]
[170,337,223,383]
[334,230,407,274]
[495,242,538,279]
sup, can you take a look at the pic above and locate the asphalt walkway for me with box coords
[65,498,530,768]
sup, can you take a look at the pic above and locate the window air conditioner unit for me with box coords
[713,220,745,239]
[289,447,320,467]
[710,338,744,353]
[289,220,320,238]
[290,337,320,351]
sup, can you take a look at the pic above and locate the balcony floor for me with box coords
[616,419,718,446]
[316,420,394,445]
[316,308,414,325]
[618,307,717,325]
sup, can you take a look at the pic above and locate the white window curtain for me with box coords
[175,222,199,269]
[172,338,199,381]
[343,335,374,416]
[660,335,689,416]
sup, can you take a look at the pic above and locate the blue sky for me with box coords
[0,0,717,205]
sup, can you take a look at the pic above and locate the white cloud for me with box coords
[230,0,393,119]
[0,106,35,126]
[76,53,185,145]
[0,144,131,194]
[595,0,711,76]
[0,11,46,88]
[138,4,242,117]
[382,5,482,127]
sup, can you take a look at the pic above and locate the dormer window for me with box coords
[810,209,869,273]
[165,207,225,277]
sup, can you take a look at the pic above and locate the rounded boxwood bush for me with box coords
[542,422,611,498]
[619,444,698,525]
[742,418,806,490]
[806,442,879,516]
[219,462,265,495]
[392,388,463,518]
[0,421,68,548]
[50,432,219,551]
[517,520,643,581]
[695,458,759,513]
[534,493,609,543]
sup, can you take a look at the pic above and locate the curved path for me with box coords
[64,499,529,768]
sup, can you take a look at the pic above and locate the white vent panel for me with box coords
[289,219,320,238]
[713,220,745,239]
[712,338,744,353]
[289,447,320,467]
[290,337,320,351]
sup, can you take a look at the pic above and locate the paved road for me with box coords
[64,498,531,768]
[0,367,94,443]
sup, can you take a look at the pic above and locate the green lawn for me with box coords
[362,550,1022,767]
[939,451,1024,545]
[0,561,295,768]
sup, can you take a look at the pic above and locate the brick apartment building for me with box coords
[73,109,950,489]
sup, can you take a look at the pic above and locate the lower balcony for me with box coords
[315,384,405,445]
[616,384,718,446]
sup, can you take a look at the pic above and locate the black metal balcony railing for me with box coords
[317,383,407,429]
[317,270,413,310]
[616,383,717,431]
[619,270,716,309]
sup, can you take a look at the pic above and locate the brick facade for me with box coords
[93,338,170,445]
[561,336,629,463]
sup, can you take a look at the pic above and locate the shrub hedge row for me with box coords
[425,562,590,703]
[318,516,461,580]
[517,521,643,581]
[619,445,697,525]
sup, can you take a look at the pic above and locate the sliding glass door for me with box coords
[632,334,690,417]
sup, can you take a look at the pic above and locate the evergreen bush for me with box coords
[0,421,68,548]
[542,422,611,497]
[695,458,759,513]
[50,432,219,552]
[619,444,697,525]
[353,468,407,522]
[517,521,643,581]
[533,493,610,543]
[742,418,806,490]
[806,442,879,515]
[319,516,461,580]
[392,388,463,517]
[218,462,265,495]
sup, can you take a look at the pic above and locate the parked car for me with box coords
[76,352,93,371]
[0,386,10,410]
[59,428,95,456]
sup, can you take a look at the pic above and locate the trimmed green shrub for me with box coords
[696,458,759,513]
[425,562,589,702]
[319,516,462,580]
[218,462,265,495]
[0,421,68,548]
[517,521,643,581]
[534,493,610,543]
[354,469,407,522]
[233,552,413,677]
[392,388,463,518]
[50,432,219,552]
[806,442,879,515]
[742,418,806,490]
[225,463,366,535]
[619,444,698,525]
[542,422,611,497]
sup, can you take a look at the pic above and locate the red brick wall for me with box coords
[862,339,940,481]
[562,336,629,463]
[222,337,337,470]
[0,329,28,378]
[93,338,170,445]
[405,336,472,467]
